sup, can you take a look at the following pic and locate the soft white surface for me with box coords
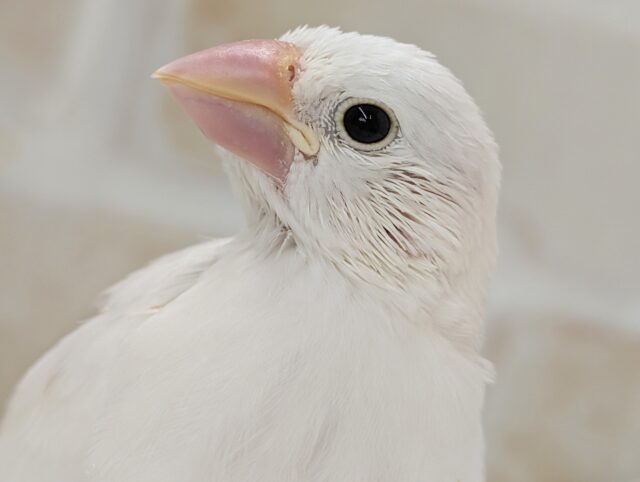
[1,1,638,480]
[1,25,501,481]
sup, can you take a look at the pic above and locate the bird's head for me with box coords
[155,26,500,298]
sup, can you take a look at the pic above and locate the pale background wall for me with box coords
[1,0,639,480]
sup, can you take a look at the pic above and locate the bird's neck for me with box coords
[233,218,489,356]
[208,231,491,479]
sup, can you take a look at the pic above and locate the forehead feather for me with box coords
[281,26,441,99]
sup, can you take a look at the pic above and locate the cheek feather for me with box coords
[303,158,474,285]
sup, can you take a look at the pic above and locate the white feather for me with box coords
[0,26,500,481]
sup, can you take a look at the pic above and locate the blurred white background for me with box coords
[1,0,639,480]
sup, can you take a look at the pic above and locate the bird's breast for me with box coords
[86,249,487,481]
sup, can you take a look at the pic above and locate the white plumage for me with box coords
[0,26,500,481]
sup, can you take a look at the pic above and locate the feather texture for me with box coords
[0,26,500,481]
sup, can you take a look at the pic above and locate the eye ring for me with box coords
[335,98,399,151]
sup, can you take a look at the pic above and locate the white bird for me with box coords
[0,26,500,482]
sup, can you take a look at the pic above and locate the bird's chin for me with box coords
[166,84,295,182]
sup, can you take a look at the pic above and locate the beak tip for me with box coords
[152,62,176,82]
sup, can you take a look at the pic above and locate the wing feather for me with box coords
[0,238,230,481]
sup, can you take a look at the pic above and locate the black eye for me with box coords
[335,98,399,151]
[342,104,392,144]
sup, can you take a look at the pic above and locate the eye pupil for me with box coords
[343,104,391,144]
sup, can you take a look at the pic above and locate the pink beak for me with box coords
[153,39,319,182]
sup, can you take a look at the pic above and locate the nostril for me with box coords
[287,64,296,83]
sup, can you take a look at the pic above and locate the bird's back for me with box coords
[0,239,229,481]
